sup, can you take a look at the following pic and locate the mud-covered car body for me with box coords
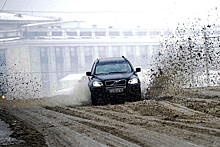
[86,56,141,105]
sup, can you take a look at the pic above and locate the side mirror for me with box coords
[136,68,141,72]
[86,72,92,76]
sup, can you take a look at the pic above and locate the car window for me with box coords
[95,62,132,74]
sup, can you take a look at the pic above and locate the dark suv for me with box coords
[86,56,141,105]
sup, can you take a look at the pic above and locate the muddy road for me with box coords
[0,87,220,147]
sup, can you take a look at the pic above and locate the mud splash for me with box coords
[46,75,91,106]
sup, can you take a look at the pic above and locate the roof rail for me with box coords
[96,58,99,64]
[122,56,128,61]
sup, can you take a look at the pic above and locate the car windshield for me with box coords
[95,62,132,75]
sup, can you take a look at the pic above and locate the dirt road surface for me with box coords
[0,87,220,147]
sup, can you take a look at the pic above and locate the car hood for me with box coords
[93,72,136,81]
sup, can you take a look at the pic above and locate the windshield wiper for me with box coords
[109,71,128,74]
[95,73,109,75]
[95,71,129,75]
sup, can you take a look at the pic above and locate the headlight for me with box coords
[2,95,6,99]
[128,78,139,84]
[93,81,103,87]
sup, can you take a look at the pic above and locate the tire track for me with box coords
[45,106,211,147]
[7,107,139,147]
[1,95,220,147]
[75,106,220,146]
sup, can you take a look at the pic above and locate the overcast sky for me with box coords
[1,0,220,29]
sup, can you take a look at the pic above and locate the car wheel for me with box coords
[134,88,141,101]
[91,94,98,105]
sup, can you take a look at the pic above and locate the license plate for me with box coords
[109,88,123,93]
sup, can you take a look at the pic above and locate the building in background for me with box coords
[0,12,166,97]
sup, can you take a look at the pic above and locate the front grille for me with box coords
[105,79,126,87]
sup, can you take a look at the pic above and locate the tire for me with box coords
[133,87,141,102]
[135,91,141,101]
[91,93,98,105]
[91,93,107,105]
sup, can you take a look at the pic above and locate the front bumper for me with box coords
[90,84,141,98]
